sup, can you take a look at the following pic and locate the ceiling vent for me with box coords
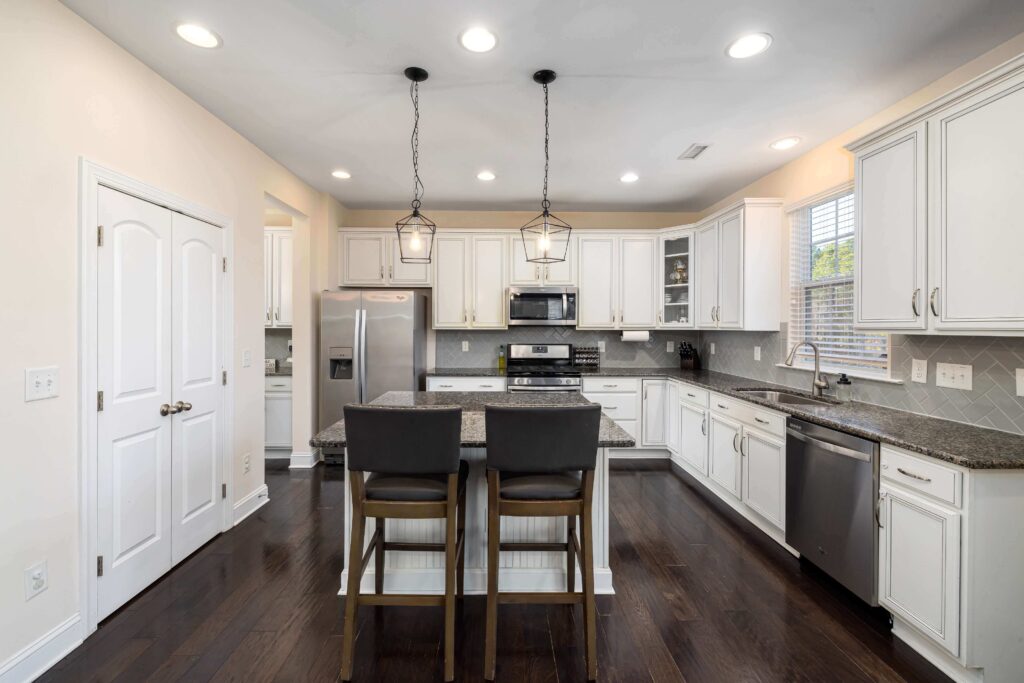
[677,143,710,161]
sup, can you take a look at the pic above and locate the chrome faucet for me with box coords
[785,341,830,397]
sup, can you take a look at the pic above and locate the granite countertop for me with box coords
[310,391,635,449]
[265,369,292,377]
[422,366,1024,468]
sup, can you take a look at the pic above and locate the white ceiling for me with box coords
[63,0,1024,211]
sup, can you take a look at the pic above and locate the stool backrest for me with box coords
[344,405,462,474]
[485,404,602,473]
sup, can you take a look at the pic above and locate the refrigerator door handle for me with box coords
[353,308,363,403]
[359,307,368,403]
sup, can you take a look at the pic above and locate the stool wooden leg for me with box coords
[444,475,458,682]
[484,471,500,680]
[341,473,367,682]
[374,517,385,594]
[566,513,577,594]
[581,471,597,680]
[457,485,466,599]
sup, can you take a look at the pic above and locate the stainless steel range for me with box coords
[505,343,582,392]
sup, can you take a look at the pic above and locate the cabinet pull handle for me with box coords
[687,392,696,398]
[876,492,886,529]
[740,435,748,457]
[658,311,663,324]
[716,403,728,410]
[897,467,932,483]
[701,417,706,436]
[535,265,540,279]
[929,287,939,317]
[389,265,393,279]
[275,308,280,321]
[603,384,618,388]
[911,288,920,317]
[439,384,454,388]
[754,416,769,425]
[732,432,740,453]
[604,405,617,410]
[380,265,384,279]
[266,310,271,322]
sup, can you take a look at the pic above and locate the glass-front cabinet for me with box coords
[659,231,694,327]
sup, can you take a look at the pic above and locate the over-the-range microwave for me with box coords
[507,286,577,326]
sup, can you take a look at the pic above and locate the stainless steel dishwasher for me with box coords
[786,418,880,605]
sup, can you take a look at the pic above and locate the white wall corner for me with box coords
[233,484,270,526]
[0,614,83,683]
[289,450,320,469]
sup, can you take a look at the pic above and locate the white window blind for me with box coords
[788,192,889,376]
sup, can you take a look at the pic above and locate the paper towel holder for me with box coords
[621,330,650,343]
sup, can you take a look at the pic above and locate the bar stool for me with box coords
[340,405,467,682]
[483,404,602,681]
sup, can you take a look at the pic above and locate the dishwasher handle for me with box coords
[787,428,873,462]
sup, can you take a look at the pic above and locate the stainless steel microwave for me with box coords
[507,286,577,326]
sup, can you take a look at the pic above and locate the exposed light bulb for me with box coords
[409,229,422,251]
[537,230,551,253]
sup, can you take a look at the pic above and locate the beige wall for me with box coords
[342,208,698,230]
[0,0,336,666]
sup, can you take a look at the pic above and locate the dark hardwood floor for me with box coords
[39,460,950,682]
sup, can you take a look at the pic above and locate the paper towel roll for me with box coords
[621,330,650,343]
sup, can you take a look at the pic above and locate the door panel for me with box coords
[709,414,741,498]
[342,234,385,285]
[273,233,293,326]
[388,235,431,285]
[696,224,718,327]
[97,186,173,620]
[679,403,708,474]
[620,236,657,328]
[432,236,469,328]
[717,211,743,328]
[641,379,667,446]
[742,428,785,529]
[543,236,575,285]
[578,237,616,328]
[510,236,542,285]
[264,232,273,327]
[171,212,224,564]
[471,236,507,328]
[362,290,417,402]
[665,383,679,454]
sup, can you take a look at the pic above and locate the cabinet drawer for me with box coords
[709,394,786,437]
[265,376,293,393]
[881,447,962,507]
[582,377,640,393]
[583,392,637,420]
[427,377,506,392]
[676,382,709,408]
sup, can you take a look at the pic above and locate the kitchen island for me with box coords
[310,391,635,596]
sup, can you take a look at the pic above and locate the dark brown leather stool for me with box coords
[340,405,467,682]
[483,404,602,681]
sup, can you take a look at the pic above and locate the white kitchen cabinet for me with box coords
[619,236,658,328]
[387,234,432,285]
[695,221,718,327]
[432,234,506,330]
[432,235,470,328]
[265,376,292,450]
[678,400,708,474]
[426,377,507,392]
[582,377,640,447]
[659,232,694,328]
[340,230,431,287]
[665,381,680,455]
[264,228,293,328]
[741,428,785,530]
[641,379,667,447]
[577,234,658,329]
[879,484,961,656]
[470,235,507,328]
[510,234,575,286]
[716,210,743,328]
[577,236,617,328]
[708,413,742,498]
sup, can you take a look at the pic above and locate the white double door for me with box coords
[96,187,225,620]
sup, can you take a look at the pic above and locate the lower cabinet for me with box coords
[265,392,292,450]
[708,413,742,498]
[665,381,680,455]
[677,400,708,474]
[582,377,640,445]
[641,379,668,447]
[741,428,786,529]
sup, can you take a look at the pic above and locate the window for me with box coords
[788,191,889,377]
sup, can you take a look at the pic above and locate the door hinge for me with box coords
[222,483,227,499]
[222,370,227,386]
[97,555,104,577]
[222,257,227,273]
[97,390,104,411]
[97,225,104,247]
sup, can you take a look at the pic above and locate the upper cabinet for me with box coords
[510,234,576,286]
[339,230,431,287]
[265,228,293,328]
[850,57,1024,334]
[659,231,694,328]
[695,200,783,331]
[576,234,658,329]
[432,233,507,330]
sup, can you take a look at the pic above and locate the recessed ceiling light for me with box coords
[176,23,221,49]
[331,169,352,179]
[460,27,497,53]
[769,136,801,151]
[477,170,496,181]
[726,32,772,59]
[619,172,639,183]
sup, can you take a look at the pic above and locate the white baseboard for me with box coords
[891,620,983,683]
[340,567,615,596]
[0,613,82,683]
[289,450,320,469]
[608,448,670,460]
[233,484,269,525]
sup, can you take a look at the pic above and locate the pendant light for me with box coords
[521,69,571,264]
[396,66,436,264]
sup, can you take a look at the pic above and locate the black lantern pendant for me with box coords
[521,69,571,264]
[396,66,436,264]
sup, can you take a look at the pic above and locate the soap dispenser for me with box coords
[836,373,852,402]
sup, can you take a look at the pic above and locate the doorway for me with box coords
[263,208,293,461]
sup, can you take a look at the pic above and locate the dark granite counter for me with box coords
[310,391,636,449]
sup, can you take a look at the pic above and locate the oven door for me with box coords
[507,287,577,326]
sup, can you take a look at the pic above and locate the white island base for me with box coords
[339,447,613,596]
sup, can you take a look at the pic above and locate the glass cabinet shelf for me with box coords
[661,234,692,326]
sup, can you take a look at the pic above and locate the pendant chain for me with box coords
[541,82,550,211]
[410,80,423,210]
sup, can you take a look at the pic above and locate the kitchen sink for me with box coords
[735,389,834,407]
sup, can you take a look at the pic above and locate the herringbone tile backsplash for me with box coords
[436,326,1024,435]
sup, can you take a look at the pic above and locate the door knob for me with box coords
[174,401,193,412]
[160,403,179,416]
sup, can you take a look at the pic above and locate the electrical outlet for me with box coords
[666,341,674,353]
[936,362,973,390]
[911,359,927,383]
[243,453,251,474]
[597,341,605,353]
[709,343,716,355]
[461,340,469,352]
[25,367,59,401]
[24,561,47,601]
[242,349,252,368]
[754,346,761,362]
[1016,369,1024,397]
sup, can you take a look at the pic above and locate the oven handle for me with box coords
[507,386,583,393]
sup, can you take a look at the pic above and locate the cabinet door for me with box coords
[641,379,667,447]
[577,236,617,328]
[741,428,785,530]
[620,236,658,328]
[931,75,1024,331]
[342,233,386,285]
[660,233,693,327]
[879,486,961,656]
[509,236,543,285]
[388,234,431,285]
[265,393,292,449]
[679,403,708,474]
[432,236,470,328]
[855,124,928,330]
[263,232,273,327]
[665,382,680,454]
[543,235,576,285]
[709,413,742,497]
[696,223,719,327]
[273,233,294,327]
[716,211,743,328]
[471,235,507,328]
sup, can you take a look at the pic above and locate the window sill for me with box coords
[773,364,904,386]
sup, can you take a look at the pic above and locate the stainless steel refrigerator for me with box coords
[319,289,429,431]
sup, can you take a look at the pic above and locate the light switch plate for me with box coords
[242,349,252,368]
[461,340,469,352]
[24,560,47,601]
[911,359,927,383]
[754,346,761,362]
[666,341,674,353]
[709,343,716,355]
[936,362,972,390]
[1016,369,1024,397]
[25,367,59,402]
[597,341,606,353]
